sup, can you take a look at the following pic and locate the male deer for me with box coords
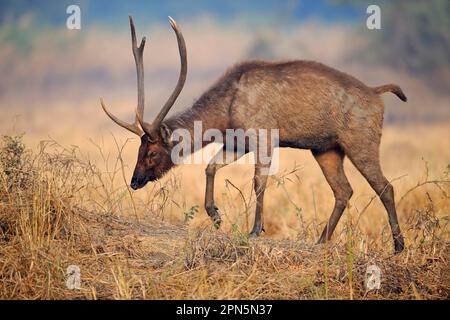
[101,17,407,253]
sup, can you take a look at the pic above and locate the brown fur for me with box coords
[373,84,408,101]
[132,59,407,254]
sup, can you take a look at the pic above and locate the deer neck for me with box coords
[163,95,230,152]
[163,109,224,154]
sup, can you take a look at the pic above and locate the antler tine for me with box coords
[99,16,147,137]
[129,16,146,126]
[148,16,187,131]
[100,98,143,136]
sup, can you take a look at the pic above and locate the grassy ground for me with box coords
[0,125,448,299]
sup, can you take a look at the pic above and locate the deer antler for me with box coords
[101,16,187,140]
[100,16,146,136]
[137,16,187,138]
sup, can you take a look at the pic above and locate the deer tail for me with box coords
[372,84,407,102]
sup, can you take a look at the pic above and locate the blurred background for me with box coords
[1,0,449,142]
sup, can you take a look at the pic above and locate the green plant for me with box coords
[184,205,199,223]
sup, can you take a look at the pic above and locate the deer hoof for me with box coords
[249,226,264,238]
[394,236,405,254]
[206,205,221,229]
[212,215,221,229]
[249,232,259,238]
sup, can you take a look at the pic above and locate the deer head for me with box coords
[100,16,187,189]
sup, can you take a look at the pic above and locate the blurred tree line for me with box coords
[336,0,450,92]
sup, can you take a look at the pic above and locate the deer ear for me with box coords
[159,123,173,146]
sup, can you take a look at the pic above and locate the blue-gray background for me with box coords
[0,0,449,140]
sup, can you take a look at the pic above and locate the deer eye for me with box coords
[147,151,157,158]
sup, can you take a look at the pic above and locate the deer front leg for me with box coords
[205,165,221,228]
[249,163,271,237]
[205,150,244,229]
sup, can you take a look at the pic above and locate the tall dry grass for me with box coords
[0,125,449,299]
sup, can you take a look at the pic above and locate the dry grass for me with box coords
[0,125,449,300]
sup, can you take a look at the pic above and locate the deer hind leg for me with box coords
[249,161,272,238]
[205,150,245,229]
[313,148,353,244]
[344,142,404,254]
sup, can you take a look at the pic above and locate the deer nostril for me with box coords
[130,177,139,190]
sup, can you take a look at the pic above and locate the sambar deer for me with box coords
[101,17,407,253]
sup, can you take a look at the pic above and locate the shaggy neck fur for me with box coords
[162,66,242,155]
